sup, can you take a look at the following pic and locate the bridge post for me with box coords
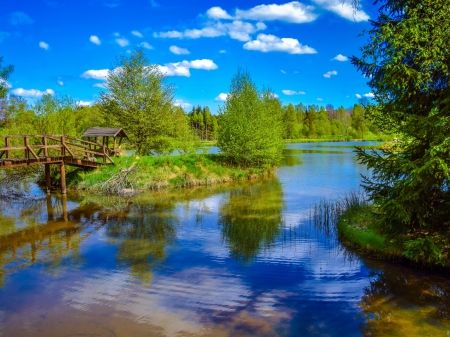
[5,137,10,159]
[24,137,29,159]
[60,163,67,194]
[45,164,51,194]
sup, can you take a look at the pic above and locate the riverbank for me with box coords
[70,154,272,193]
[336,196,450,268]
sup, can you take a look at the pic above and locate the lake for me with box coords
[0,142,449,337]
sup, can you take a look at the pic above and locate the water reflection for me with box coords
[0,195,111,287]
[219,179,284,263]
[105,200,177,283]
[359,262,450,336]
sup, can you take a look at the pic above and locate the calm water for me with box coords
[0,142,449,337]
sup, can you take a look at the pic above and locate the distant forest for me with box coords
[0,93,386,142]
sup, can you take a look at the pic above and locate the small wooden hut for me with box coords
[82,127,128,156]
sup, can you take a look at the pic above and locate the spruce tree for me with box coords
[351,0,450,263]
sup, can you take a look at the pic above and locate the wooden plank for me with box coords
[26,145,40,160]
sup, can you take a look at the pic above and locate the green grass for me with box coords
[69,154,272,191]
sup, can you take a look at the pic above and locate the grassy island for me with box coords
[70,154,272,192]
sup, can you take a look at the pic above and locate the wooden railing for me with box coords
[0,135,114,165]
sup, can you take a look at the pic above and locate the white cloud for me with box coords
[158,59,218,77]
[140,42,153,49]
[317,97,323,101]
[282,89,306,95]
[170,45,190,55]
[154,20,265,42]
[0,79,12,89]
[280,70,286,74]
[323,70,337,78]
[215,93,228,102]
[57,79,64,86]
[116,38,129,47]
[9,12,33,25]
[355,94,362,99]
[81,69,110,81]
[90,35,101,45]
[219,50,226,54]
[131,30,143,37]
[206,6,233,20]
[243,34,317,54]
[332,54,347,61]
[236,2,317,23]
[93,83,107,89]
[77,100,92,107]
[312,0,369,22]
[174,99,192,109]
[39,41,49,50]
[11,88,54,97]
[363,92,374,98]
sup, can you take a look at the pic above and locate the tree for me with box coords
[99,47,174,155]
[351,0,450,263]
[218,69,284,168]
[0,57,13,99]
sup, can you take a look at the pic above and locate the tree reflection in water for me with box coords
[218,179,284,263]
[359,262,450,336]
[105,200,177,283]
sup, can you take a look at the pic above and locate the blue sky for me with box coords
[1,0,378,113]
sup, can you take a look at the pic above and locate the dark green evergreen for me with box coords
[351,0,450,264]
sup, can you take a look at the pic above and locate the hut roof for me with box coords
[83,127,128,138]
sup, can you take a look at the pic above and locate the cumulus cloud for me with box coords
[206,6,233,20]
[332,54,347,61]
[236,2,317,23]
[57,79,64,86]
[243,34,317,54]
[158,59,218,77]
[140,42,153,49]
[282,89,306,95]
[280,70,286,74]
[93,83,107,89]
[11,88,54,97]
[312,0,369,21]
[317,97,323,101]
[39,41,49,50]
[154,20,265,42]
[174,99,192,109]
[215,93,228,102]
[219,50,226,54]
[363,92,374,98]
[355,93,362,99]
[90,35,101,45]
[77,100,92,107]
[323,70,337,78]
[9,12,33,25]
[170,45,190,55]
[81,69,110,81]
[131,30,143,37]
[116,38,129,47]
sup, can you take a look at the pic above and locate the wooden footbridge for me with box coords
[0,134,115,194]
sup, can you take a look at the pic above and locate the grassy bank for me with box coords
[70,154,272,192]
[334,194,450,268]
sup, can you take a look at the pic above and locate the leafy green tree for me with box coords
[283,103,298,139]
[218,69,284,168]
[351,0,450,263]
[99,47,174,155]
[0,57,13,99]
[351,104,367,139]
[172,106,200,155]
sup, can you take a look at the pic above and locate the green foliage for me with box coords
[98,47,174,155]
[0,56,14,99]
[218,69,284,168]
[351,0,450,264]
